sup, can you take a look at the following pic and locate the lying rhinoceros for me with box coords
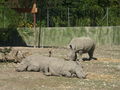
[45,59,86,79]
[68,37,96,61]
[16,54,50,72]
[16,54,86,79]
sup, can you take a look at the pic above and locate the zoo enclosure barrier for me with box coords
[18,26,120,47]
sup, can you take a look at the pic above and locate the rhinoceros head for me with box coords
[67,45,77,61]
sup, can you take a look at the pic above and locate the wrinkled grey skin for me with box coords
[68,37,96,61]
[16,54,50,72]
[45,60,86,79]
[16,54,86,79]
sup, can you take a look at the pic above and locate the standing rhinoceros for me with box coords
[68,37,96,61]
[16,54,86,79]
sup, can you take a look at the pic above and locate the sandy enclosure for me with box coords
[0,45,120,90]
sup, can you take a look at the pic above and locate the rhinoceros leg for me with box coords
[27,65,40,72]
[88,46,95,60]
[16,63,28,72]
[44,66,52,76]
[61,71,72,77]
[77,50,83,61]
[75,68,86,79]
[44,72,51,76]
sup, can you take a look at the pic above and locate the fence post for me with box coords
[106,7,109,26]
[68,7,70,27]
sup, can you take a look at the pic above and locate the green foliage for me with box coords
[0,5,21,28]
[38,0,120,26]
[0,0,119,28]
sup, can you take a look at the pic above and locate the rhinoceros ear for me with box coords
[76,61,80,65]
[69,45,73,50]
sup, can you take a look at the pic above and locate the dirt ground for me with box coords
[0,45,120,90]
